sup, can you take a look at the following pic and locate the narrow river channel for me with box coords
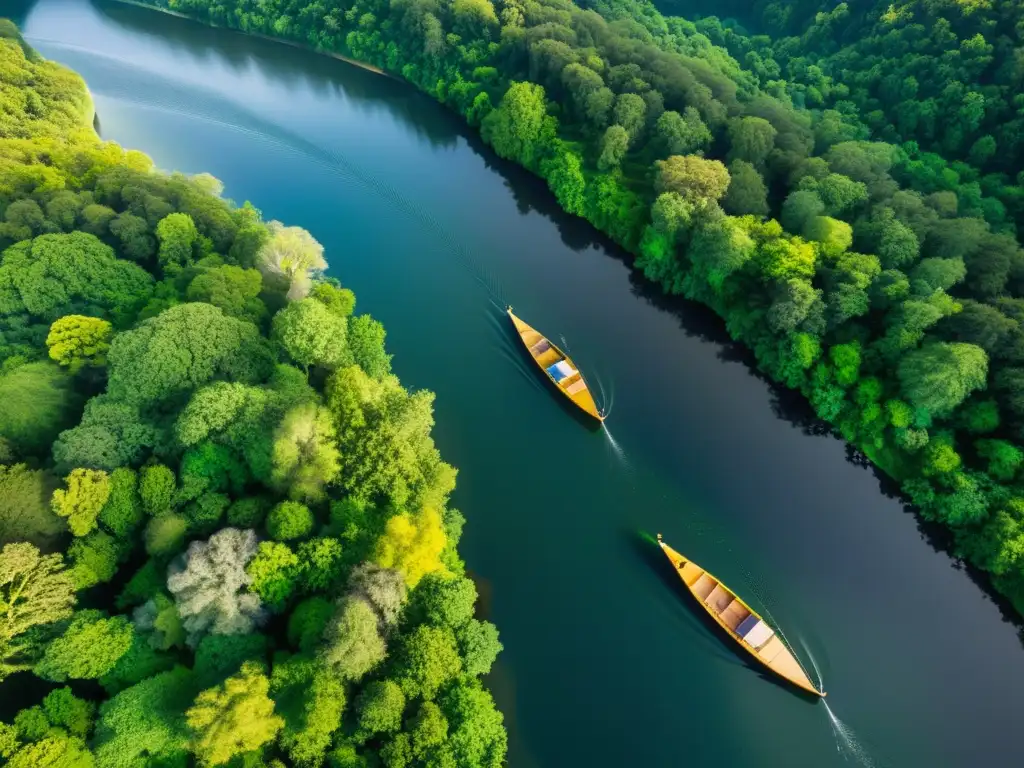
[14,1,1024,765]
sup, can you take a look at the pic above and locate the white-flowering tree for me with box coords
[167,528,265,647]
[256,221,327,300]
[348,562,406,630]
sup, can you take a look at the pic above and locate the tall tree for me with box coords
[0,543,76,681]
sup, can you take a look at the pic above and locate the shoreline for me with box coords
[108,0,395,79]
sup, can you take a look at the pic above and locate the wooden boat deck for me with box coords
[508,309,603,422]
[657,535,824,698]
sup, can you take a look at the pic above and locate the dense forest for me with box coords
[0,22,506,768]
[138,0,1024,616]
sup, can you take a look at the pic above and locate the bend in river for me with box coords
[16,1,1024,765]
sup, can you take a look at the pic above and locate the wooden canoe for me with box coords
[657,534,824,698]
[507,308,604,422]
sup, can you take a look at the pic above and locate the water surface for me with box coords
[15,2,1024,765]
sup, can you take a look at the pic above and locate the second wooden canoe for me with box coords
[657,534,824,698]
[507,308,603,422]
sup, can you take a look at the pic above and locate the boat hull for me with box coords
[507,309,603,423]
[657,535,824,698]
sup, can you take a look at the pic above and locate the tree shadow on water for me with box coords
[89,0,462,150]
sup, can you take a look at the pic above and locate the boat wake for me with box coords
[602,423,631,469]
[823,701,883,767]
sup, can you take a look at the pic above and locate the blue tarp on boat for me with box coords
[547,360,574,382]
[736,614,760,638]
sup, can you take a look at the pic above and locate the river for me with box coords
[13,1,1024,765]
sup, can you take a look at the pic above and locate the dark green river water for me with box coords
[11,1,1024,765]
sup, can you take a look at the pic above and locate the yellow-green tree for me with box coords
[46,315,112,373]
[186,661,283,766]
[51,468,110,537]
[374,507,448,588]
[0,543,76,681]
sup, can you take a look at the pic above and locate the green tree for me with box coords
[728,116,777,167]
[0,543,75,681]
[654,155,730,203]
[325,365,456,510]
[413,573,476,629]
[597,125,630,170]
[396,625,462,700]
[542,149,586,216]
[144,513,188,557]
[0,231,152,319]
[296,537,345,594]
[287,596,334,652]
[408,701,448,759]
[193,633,268,689]
[976,440,1024,481]
[139,466,176,517]
[247,541,299,611]
[440,678,506,768]
[271,404,341,503]
[67,530,121,589]
[271,658,346,767]
[46,315,112,373]
[187,265,265,324]
[348,314,392,379]
[4,733,94,768]
[457,619,502,676]
[899,342,989,417]
[0,464,64,549]
[0,362,77,458]
[612,93,646,141]
[93,666,196,766]
[723,160,770,216]
[272,298,351,371]
[109,212,156,262]
[481,81,552,168]
[186,661,283,766]
[655,108,711,156]
[98,467,143,539]
[51,468,110,537]
[321,597,386,681]
[356,680,406,737]
[35,609,133,682]
[42,687,95,738]
[155,212,199,273]
[310,282,356,318]
[133,593,185,651]
[106,302,272,408]
[266,500,315,541]
[780,190,824,233]
[803,215,852,256]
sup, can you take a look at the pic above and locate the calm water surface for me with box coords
[13,1,1024,765]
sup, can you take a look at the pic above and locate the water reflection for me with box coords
[91,0,461,150]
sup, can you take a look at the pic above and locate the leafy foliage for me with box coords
[35,609,133,682]
[186,660,284,766]
[0,542,76,681]
[0,26,498,768]
[166,528,265,646]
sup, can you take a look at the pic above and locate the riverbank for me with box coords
[110,0,393,78]
[114,0,1024,619]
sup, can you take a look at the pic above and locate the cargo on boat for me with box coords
[657,534,824,698]
[507,308,603,422]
